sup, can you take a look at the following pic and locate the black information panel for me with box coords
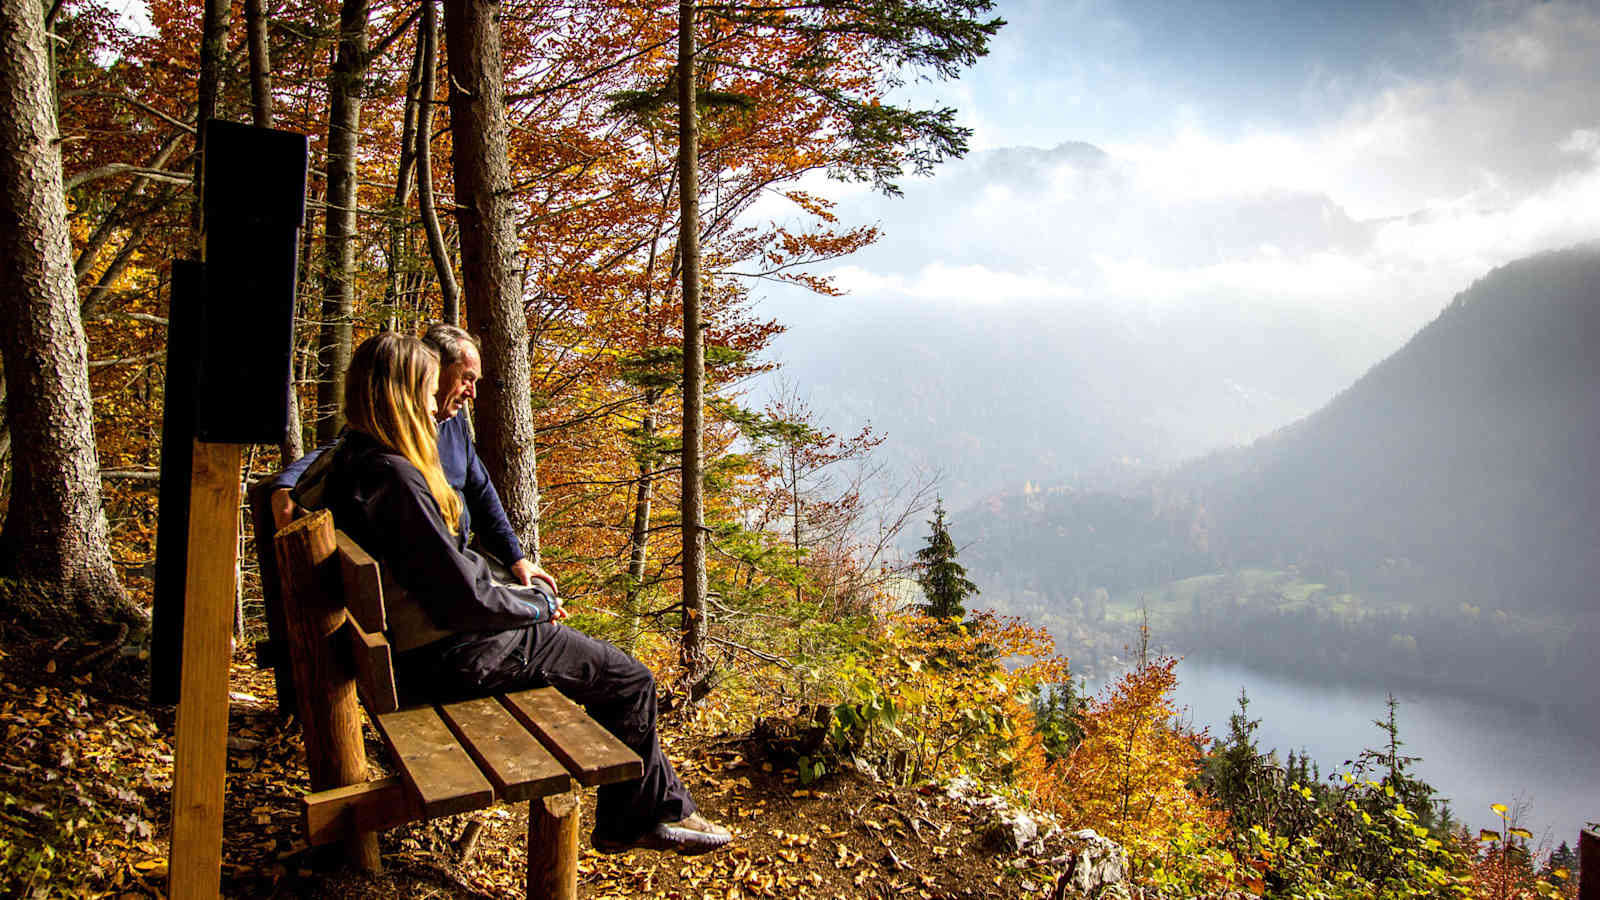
[195,119,308,444]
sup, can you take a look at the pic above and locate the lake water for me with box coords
[1085,655,1598,847]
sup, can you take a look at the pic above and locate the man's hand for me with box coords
[512,558,569,620]
[270,488,298,529]
[509,557,539,587]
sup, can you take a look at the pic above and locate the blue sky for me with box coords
[963,0,1466,143]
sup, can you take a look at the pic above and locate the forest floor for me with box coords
[0,632,1081,900]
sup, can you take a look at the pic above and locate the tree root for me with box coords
[74,620,129,671]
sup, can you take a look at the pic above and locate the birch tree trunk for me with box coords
[676,0,710,700]
[444,0,540,557]
[0,0,139,625]
[315,0,370,442]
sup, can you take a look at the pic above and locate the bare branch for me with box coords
[59,90,196,133]
[64,164,191,192]
[90,352,164,370]
[101,469,162,481]
[708,634,793,668]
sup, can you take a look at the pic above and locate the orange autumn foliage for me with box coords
[39,0,904,621]
[1052,657,1225,865]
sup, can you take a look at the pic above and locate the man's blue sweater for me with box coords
[270,414,525,566]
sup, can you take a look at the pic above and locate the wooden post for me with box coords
[1581,827,1599,900]
[527,790,580,900]
[275,510,381,872]
[167,440,242,900]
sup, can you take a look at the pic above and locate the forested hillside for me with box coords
[966,244,1600,697]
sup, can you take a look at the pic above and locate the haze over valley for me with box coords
[752,0,1600,841]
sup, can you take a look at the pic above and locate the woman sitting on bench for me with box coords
[322,331,731,856]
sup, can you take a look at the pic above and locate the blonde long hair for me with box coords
[345,332,463,531]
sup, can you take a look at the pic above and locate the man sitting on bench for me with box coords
[272,328,731,856]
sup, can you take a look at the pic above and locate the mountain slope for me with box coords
[963,242,1600,618]
[1184,243,1600,612]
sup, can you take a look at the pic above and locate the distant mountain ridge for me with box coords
[964,243,1600,616]
[1186,242,1600,612]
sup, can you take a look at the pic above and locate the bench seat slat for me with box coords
[500,688,644,787]
[438,697,573,802]
[374,706,495,818]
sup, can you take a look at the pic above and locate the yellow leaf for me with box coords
[1491,802,1508,816]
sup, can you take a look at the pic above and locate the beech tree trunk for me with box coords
[444,0,541,557]
[0,0,139,625]
[417,0,458,325]
[621,205,671,649]
[74,132,183,285]
[676,0,710,699]
[316,0,371,442]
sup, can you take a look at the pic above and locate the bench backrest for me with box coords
[330,531,402,714]
[260,498,402,715]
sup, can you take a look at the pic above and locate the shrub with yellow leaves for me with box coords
[821,610,1066,791]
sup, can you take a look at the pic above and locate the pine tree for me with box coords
[1201,688,1272,820]
[915,499,978,620]
[1034,680,1086,761]
[1543,840,1577,883]
[0,0,139,627]
[1363,693,1449,835]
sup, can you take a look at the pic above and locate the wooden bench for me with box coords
[272,509,642,899]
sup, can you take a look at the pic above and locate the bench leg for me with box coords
[527,790,579,900]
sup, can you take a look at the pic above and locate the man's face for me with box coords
[435,344,481,422]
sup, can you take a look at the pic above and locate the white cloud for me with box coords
[1374,163,1600,264]
[1094,251,1377,306]
[1560,128,1600,157]
[830,262,1079,303]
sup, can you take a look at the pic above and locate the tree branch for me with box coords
[59,89,196,133]
[64,164,192,192]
